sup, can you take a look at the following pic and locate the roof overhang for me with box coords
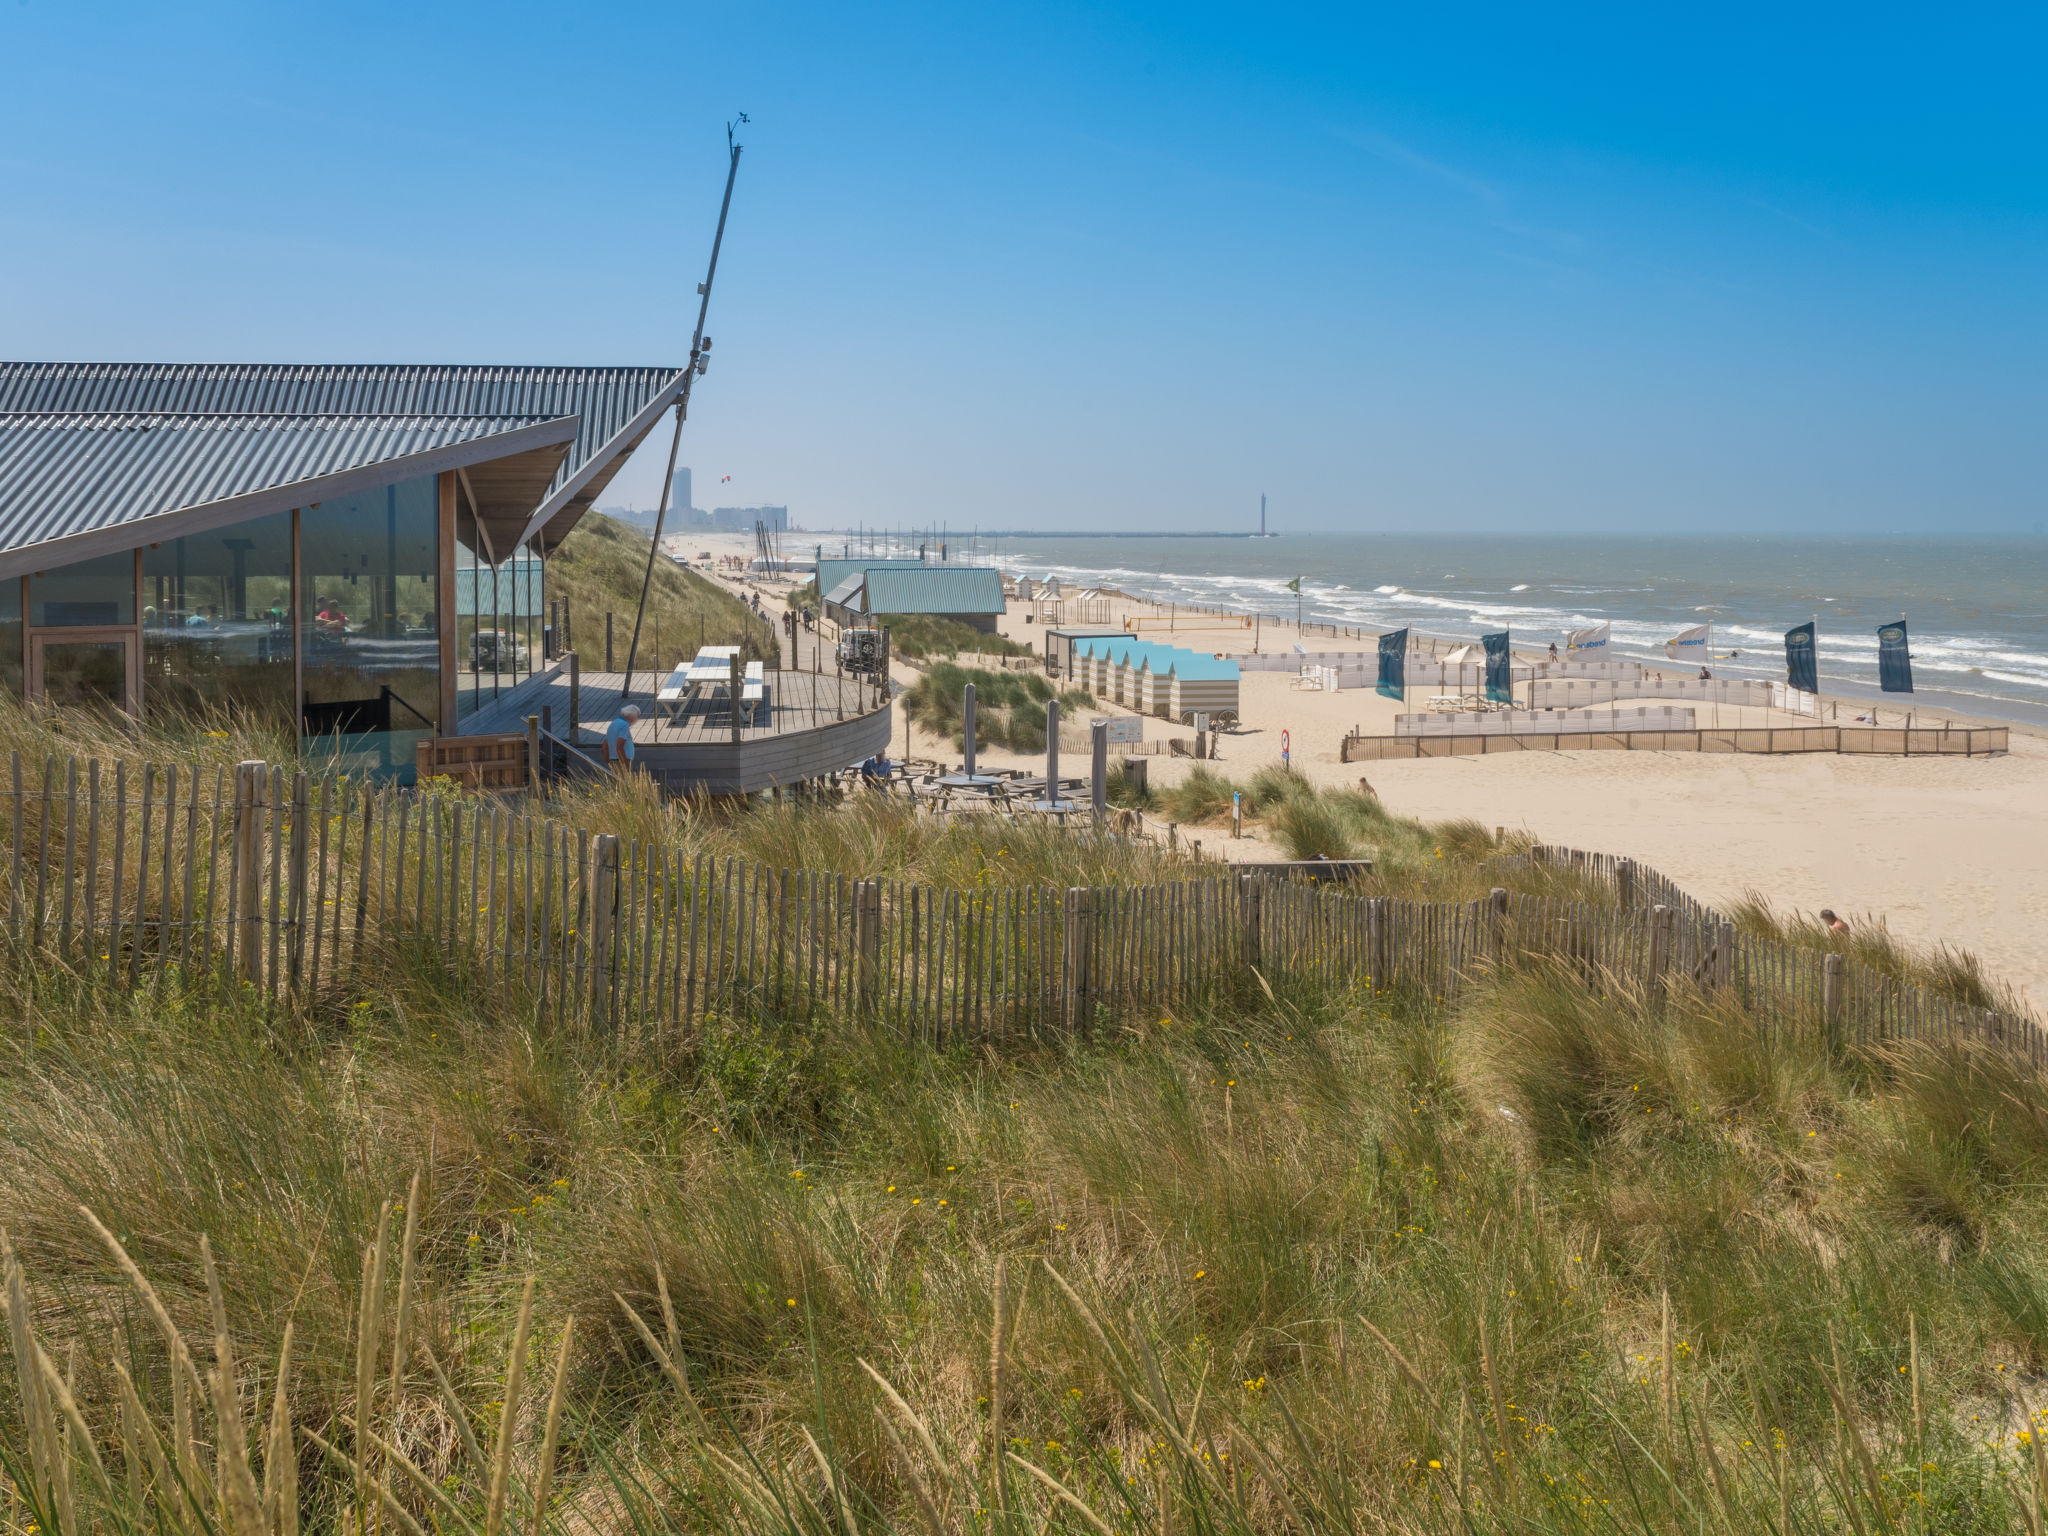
[0,414,577,582]
[519,370,686,553]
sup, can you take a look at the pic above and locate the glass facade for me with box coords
[0,580,20,702]
[5,466,561,781]
[142,510,295,728]
[30,550,134,627]
[299,476,440,775]
[454,506,545,721]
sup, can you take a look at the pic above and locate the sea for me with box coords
[947,533,2048,728]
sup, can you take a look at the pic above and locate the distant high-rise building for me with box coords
[670,467,693,512]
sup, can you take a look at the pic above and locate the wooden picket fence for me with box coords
[0,751,2040,1070]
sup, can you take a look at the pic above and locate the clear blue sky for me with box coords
[5,3,2045,533]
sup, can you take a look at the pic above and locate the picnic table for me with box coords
[657,647,767,725]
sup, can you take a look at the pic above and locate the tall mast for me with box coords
[622,118,746,700]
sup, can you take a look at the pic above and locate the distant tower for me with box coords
[1260,493,1266,536]
[670,467,692,512]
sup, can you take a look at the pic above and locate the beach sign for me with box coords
[1377,627,1409,699]
[1665,623,1711,663]
[1567,621,1610,654]
[1784,621,1818,694]
[1281,728,1291,767]
[1878,620,1913,693]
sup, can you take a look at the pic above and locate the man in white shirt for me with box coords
[604,705,641,775]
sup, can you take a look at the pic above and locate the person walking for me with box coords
[604,704,641,776]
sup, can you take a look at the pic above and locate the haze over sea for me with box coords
[961,533,2048,727]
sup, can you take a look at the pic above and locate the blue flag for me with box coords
[1482,630,1512,704]
[1877,620,1912,693]
[1377,627,1408,700]
[1784,621,1818,694]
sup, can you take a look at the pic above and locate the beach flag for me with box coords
[1877,619,1913,693]
[1285,576,1301,593]
[1784,622,1818,694]
[1482,630,1512,704]
[1377,627,1408,700]
[1566,622,1610,654]
[1665,623,1710,663]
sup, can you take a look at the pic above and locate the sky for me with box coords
[4,3,2046,535]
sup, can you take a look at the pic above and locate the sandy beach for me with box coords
[685,530,2048,1007]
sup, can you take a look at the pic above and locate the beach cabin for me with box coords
[1069,635,1241,725]
[0,361,686,778]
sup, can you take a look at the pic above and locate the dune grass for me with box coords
[3,937,2048,1534]
[899,663,1094,756]
[875,614,1034,663]
[549,511,779,669]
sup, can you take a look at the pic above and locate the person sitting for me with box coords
[1819,908,1850,935]
[1698,666,1712,680]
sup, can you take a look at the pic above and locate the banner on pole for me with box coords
[1784,621,1818,694]
[1665,623,1711,664]
[1877,620,1913,693]
[1567,622,1610,654]
[1377,627,1408,700]
[1482,630,1512,704]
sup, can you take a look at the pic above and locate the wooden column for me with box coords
[436,471,458,735]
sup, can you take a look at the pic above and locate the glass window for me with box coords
[453,527,544,713]
[299,475,440,778]
[142,511,294,729]
[30,550,134,627]
[0,579,20,701]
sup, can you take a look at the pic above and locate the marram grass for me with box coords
[3,940,2048,1533]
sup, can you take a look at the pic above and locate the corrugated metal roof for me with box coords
[0,412,575,571]
[0,362,684,553]
[823,573,867,606]
[814,556,929,600]
[862,566,1006,616]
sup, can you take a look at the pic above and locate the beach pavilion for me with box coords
[0,361,686,777]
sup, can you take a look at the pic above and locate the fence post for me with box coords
[1090,719,1108,824]
[1822,952,1845,1047]
[729,654,744,744]
[232,761,266,985]
[590,834,620,1020]
[1045,699,1061,805]
[963,683,978,778]
[568,652,581,745]
[855,879,882,1017]
[1368,896,1386,994]
[526,715,543,799]
[1240,872,1262,974]
[1646,902,1671,1002]
[286,770,310,994]
[1617,858,1637,910]
[1062,886,1092,1033]
[1489,886,1508,966]
[1719,919,1737,990]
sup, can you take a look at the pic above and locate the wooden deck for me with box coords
[460,666,894,794]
